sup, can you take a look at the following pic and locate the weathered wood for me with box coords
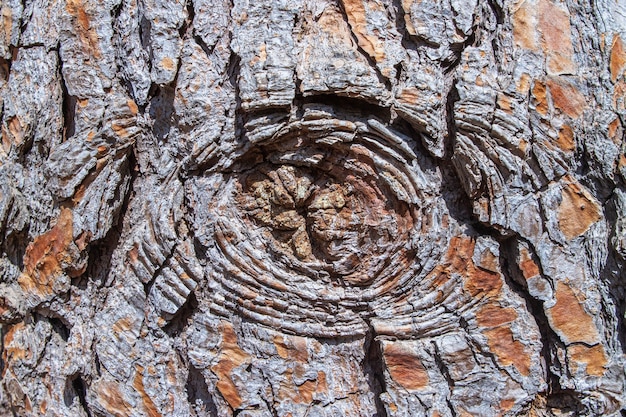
[0,0,625,415]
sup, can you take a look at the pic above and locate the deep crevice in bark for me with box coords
[600,193,626,354]
[85,149,137,289]
[486,0,505,25]
[163,291,198,338]
[227,51,244,144]
[0,57,11,83]
[364,329,389,417]
[185,0,215,58]
[444,80,460,158]
[139,15,152,63]
[1,227,27,272]
[148,84,176,142]
[299,94,392,122]
[187,365,218,417]
[58,44,76,143]
[65,375,92,417]
[48,316,70,342]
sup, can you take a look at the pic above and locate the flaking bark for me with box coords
[0,0,625,416]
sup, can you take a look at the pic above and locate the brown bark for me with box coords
[0,0,625,415]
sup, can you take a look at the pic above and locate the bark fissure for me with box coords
[0,0,624,415]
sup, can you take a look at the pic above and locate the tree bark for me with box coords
[0,0,625,415]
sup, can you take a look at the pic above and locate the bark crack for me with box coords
[336,0,392,91]
[431,342,458,417]
[363,323,389,417]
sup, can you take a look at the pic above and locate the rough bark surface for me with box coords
[0,0,625,415]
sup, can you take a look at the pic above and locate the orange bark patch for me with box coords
[568,344,607,377]
[66,0,101,59]
[127,99,139,116]
[277,369,326,404]
[532,81,549,116]
[297,379,315,404]
[160,57,175,71]
[95,381,134,417]
[1,6,11,45]
[513,0,576,74]
[400,0,416,35]
[538,0,576,75]
[5,116,24,148]
[2,115,25,153]
[512,1,538,50]
[476,304,518,328]
[482,326,531,376]
[477,303,532,376]
[445,236,475,272]
[497,94,513,113]
[341,0,386,64]
[129,244,139,264]
[476,246,500,273]
[316,371,327,393]
[499,397,516,414]
[557,181,602,240]
[18,208,75,299]
[548,281,600,344]
[464,260,502,296]
[2,322,28,369]
[273,335,309,363]
[211,322,250,410]
[111,316,135,334]
[608,118,622,145]
[111,123,129,138]
[316,5,354,44]
[547,79,586,119]
[610,34,626,82]
[430,236,503,297]
[517,73,532,95]
[133,366,162,417]
[383,342,429,390]
[519,248,540,280]
[556,124,575,152]
[396,88,420,105]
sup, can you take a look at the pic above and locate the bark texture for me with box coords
[0,0,625,415]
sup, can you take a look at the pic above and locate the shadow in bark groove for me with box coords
[83,149,137,289]
[187,365,218,417]
[227,51,243,142]
[48,316,70,342]
[299,95,392,122]
[149,85,176,142]
[364,327,389,417]
[600,190,626,354]
[64,374,92,417]
[164,291,198,338]
[1,228,28,273]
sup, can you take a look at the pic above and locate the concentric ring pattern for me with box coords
[192,110,448,337]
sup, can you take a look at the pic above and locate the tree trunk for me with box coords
[0,0,625,415]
